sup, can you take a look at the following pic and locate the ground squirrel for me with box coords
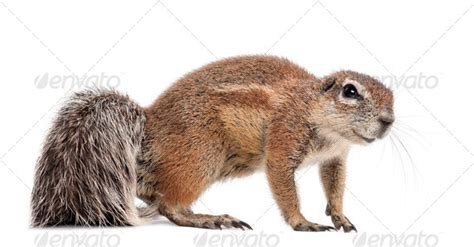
[31,55,394,232]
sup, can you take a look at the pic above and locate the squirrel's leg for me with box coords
[149,144,252,230]
[157,203,252,230]
[266,160,334,232]
[155,183,252,230]
[320,158,357,232]
[266,121,334,232]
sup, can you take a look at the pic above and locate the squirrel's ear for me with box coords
[320,77,336,93]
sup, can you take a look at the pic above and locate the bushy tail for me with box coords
[31,89,147,227]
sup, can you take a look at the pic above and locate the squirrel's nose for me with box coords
[378,116,394,127]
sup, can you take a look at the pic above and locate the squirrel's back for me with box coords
[31,89,146,227]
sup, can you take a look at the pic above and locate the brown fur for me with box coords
[32,55,393,231]
[137,55,394,231]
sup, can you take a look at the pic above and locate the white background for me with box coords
[1,0,473,246]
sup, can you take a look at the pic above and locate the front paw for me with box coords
[326,204,357,232]
[330,214,357,232]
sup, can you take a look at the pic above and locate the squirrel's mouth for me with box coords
[352,130,375,143]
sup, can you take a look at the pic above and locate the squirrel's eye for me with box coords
[343,84,359,99]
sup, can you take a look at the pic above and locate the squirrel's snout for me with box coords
[377,114,394,138]
[378,116,394,127]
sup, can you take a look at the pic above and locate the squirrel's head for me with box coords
[317,70,394,145]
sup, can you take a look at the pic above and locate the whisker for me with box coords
[392,126,429,153]
[393,121,430,147]
[389,133,408,191]
[396,119,437,135]
[375,138,387,168]
[392,131,422,184]
[396,115,431,120]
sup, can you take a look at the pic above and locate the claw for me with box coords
[343,223,357,233]
[322,225,336,231]
[239,221,253,230]
[231,221,245,230]
[214,221,223,230]
[344,216,357,232]
[329,214,357,233]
